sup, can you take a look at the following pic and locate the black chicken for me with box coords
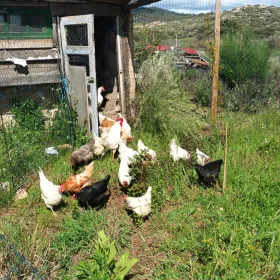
[74,175,111,207]
[194,159,223,187]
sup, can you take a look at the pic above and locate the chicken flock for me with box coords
[38,88,223,217]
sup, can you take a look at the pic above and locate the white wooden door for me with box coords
[60,14,98,135]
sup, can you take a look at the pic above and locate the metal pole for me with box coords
[211,0,221,122]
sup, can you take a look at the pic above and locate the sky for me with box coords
[148,0,280,14]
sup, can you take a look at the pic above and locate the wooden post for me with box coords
[116,16,126,118]
[211,0,221,122]
[222,122,228,192]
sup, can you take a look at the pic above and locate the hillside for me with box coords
[133,5,280,48]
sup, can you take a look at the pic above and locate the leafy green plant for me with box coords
[220,28,270,88]
[12,99,44,131]
[74,230,138,279]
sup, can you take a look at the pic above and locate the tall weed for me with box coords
[136,52,204,142]
[220,28,270,87]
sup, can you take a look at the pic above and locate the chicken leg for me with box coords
[47,205,57,216]
[111,150,116,161]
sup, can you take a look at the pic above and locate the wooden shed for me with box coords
[0,0,159,134]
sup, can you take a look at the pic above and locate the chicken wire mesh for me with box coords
[0,234,45,280]
[0,41,75,196]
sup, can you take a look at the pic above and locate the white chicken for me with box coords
[118,113,133,141]
[107,117,123,160]
[137,139,157,161]
[93,133,105,157]
[38,168,62,216]
[125,186,152,217]
[97,86,105,107]
[119,142,139,165]
[196,148,211,166]
[170,139,191,161]
[118,159,133,187]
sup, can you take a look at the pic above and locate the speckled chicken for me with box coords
[70,140,95,171]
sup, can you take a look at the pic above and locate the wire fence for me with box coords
[0,0,280,277]
[0,234,45,280]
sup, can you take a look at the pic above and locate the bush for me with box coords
[12,99,44,131]
[220,28,271,88]
[135,52,203,141]
[222,60,280,112]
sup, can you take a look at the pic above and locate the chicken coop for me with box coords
[0,0,159,135]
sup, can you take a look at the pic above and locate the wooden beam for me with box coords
[50,2,121,17]
[123,0,160,10]
[211,0,221,122]
[46,0,125,5]
[121,11,135,120]
[0,1,48,7]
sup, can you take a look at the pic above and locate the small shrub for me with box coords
[136,52,203,141]
[12,99,44,130]
[74,230,138,279]
[220,28,270,88]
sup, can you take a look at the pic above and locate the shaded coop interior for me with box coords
[65,15,120,128]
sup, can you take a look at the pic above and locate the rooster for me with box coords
[137,139,157,162]
[170,139,191,161]
[59,162,94,193]
[118,113,133,142]
[118,159,133,187]
[97,86,105,107]
[196,148,211,166]
[73,175,111,208]
[38,168,62,216]
[194,159,223,187]
[70,140,95,171]
[99,113,115,132]
[118,142,139,165]
[125,186,152,217]
[107,117,123,160]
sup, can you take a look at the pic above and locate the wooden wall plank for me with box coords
[0,39,53,49]
[50,2,121,17]
[0,1,48,7]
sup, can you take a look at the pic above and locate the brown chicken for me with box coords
[59,162,94,193]
[99,113,116,132]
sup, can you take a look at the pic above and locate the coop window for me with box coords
[66,24,88,46]
[0,8,52,39]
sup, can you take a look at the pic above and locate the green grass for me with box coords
[1,107,280,279]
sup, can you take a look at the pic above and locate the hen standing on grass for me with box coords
[118,159,133,187]
[70,140,95,171]
[137,139,157,162]
[170,139,191,161]
[194,159,223,187]
[38,168,62,216]
[118,142,139,165]
[59,162,94,193]
[125,186,152,217]
[73,175,111,207]
[196,148,211,166]
[107,117,123,160]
